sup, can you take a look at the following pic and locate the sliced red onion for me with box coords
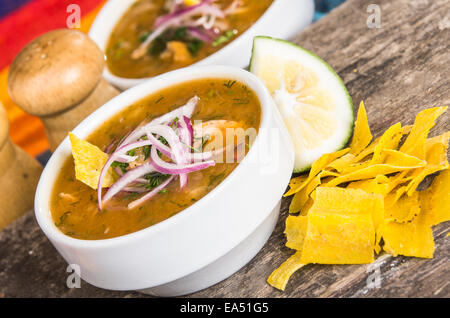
[102,163,155,206]
[114,153,139,163]
[154,0,214,28]
[149,96,199,125]
[177,116,193,188]
[128,175,175,210]
[146,133,172,158]
[186,26,213,42]
[115,167,150,184]
[183,116,194,143]
[114,167,124,177]
[104,138,118,154]
[95,96,223,210]
[150,146,215,175]
[132,0,216,59]
[191,151,213,161]
[118,96,199,147]
[143,125,186,163]
[123,186,148,193]
[97,140,154,209]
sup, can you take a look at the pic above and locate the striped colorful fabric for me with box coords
[0,0,106,156]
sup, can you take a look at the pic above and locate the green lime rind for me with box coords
[249,36,354,173]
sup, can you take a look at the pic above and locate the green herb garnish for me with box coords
[55,211,71,227]
[187,38,204,56]
[121,192,141,201]
[111,161,129,174]
[145,173,170,188]
[208,173,225,187]
[233,98,250,105]
[213,30,235,47]
[139,32,150,43]
[224,80,236,88]
[143,145,151,160]
[149,36,167,56]
[174,27,188,41]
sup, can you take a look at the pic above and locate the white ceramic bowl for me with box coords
[89,0,315,90]
[35,66,294,296]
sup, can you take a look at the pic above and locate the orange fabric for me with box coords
[0,2,106,156]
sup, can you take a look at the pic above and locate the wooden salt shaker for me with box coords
[8,29,119,151]
[0,103,43,230]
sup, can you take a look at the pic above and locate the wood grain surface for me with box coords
[0,0,449,298]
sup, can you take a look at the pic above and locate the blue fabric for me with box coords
[36,150,52,167]
[314,0,346,21]
[0,0,32,18]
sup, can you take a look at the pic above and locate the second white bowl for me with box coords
[89,0,315,90]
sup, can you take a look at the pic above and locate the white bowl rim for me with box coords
[88,0,281,85]
[34,65,274,251]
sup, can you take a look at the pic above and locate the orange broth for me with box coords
[106,0,273,78]
[50,78,261,240]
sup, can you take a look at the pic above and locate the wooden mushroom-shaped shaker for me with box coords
[8,29,119,151]
[0,103,43,230]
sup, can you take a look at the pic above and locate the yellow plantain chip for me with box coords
[384,191,420,223]
[420,169,450,226]
[285,215,308,250]
[69,133,116,189]
[347,175,389,196]
[285,175,308,197]
[399,106,447,159]
[372,123,403,163]
[402,125,413,135]
[300,212,375,264]
[353,138,378,162]
[312,187,384,230]
[339,161,372,175]
[325,163,425,187]
[386,131,449,198]
[289,175,321,213]
[425,131,450,149]
[380,211,435,259]
[327,153,357,172]
[284,148,349,197]
[382,149,427,167]
[267,252,305,291]
[405,140,449,196]
[350,101,372,155]
[386,171,413,194]
[300,197,315,216]
[274,105,449,292]
[340,151,425,175]
[288,170,339,213]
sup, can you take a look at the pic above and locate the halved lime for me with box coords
[250,36,354,172]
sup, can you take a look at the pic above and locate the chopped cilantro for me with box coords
[111,161,129,174]
[174,27,188,41]
[213,30,235,47]
[149,36,167,56]
[187,38,204,56]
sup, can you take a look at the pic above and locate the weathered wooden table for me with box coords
[0,0,449,298]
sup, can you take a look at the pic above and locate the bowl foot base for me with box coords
[139,200,281,297]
